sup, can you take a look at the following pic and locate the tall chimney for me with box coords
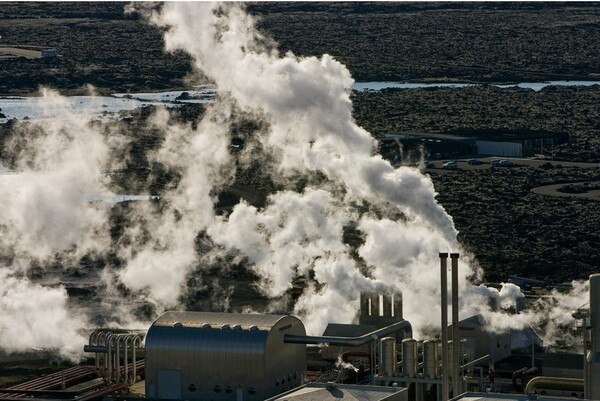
[393,292,403,319]
[382,294,393,317]
[439,253,449,401]
[360,292,371,317]
[589,274,600,400]
[451,253,460,397]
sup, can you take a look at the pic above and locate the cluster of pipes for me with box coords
[367,253,491,401]
[375,335,491,398]
[526,273,600,399]
[84,331,144,385]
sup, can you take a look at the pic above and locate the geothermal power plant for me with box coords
[1,255,599,401]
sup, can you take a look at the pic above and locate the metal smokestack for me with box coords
[451,253,460,397]
[589,274,600,399]
[439,252,449,401]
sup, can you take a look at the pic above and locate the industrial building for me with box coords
[2,258,600,401]
[475,131,570,158]
[379,130,569,161]
[144,311,307,401]
[380,132,476,162]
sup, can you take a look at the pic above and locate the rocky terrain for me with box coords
[1,2,600,284]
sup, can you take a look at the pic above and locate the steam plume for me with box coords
[0,2,592,360]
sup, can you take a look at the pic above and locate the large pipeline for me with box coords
[284,320,412,346]
[525,376,583,394]
[84,331,143,385]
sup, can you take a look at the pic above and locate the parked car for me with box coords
[423,160,435,168]
[467,158,483,165]
[491,159,508,167]
[442,161,458,170]
[498,159,514,167]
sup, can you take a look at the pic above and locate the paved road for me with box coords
[422,157,599,172]
[531,181,600,201]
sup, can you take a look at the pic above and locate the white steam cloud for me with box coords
[0,271,87,360]
[0,90,113,359]
[149,2,464,337]
[0,2,591,360]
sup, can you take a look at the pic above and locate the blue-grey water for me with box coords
[0,86,215,123]
[352,80,600,91]
[1,81,599,122]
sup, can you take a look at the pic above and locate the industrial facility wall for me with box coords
[145,326,269,401]
[144,314,306,401]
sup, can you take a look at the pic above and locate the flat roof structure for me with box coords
[265,383,407,401]
[451,392,585,401]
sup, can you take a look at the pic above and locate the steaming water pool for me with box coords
[1,81,599,123]
[0,86,215,123]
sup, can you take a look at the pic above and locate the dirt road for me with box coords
[0,47,42,59]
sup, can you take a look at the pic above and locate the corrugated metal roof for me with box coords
[151,311,291,331]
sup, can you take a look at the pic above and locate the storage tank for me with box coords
[144,311,306,401]
[423,340,438,379]
[402,338,418,378]
[380,337,397,376]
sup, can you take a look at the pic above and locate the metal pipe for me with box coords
[439,252,449,401]
[460,354,491,370]
[450,253,460,397]
[525,376,583,394]
[105,333,113,384]
[82,344,145,355]
[132,336,142,384]
[284,319,412,346]
[581,314,588,398]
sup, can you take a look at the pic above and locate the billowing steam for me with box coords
[0,2,590,360]
[336,355,360,373]
[150,2,462,336]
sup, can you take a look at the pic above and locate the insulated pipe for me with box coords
[132,336,142,384]
[450,253,460,397]
[116,335,126,384]
[105,333,113,384]
[83,344,145,355]
[525,376,583,394]
[84,333,144,385]
[439,252,449,401]
[284,320,412,346]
